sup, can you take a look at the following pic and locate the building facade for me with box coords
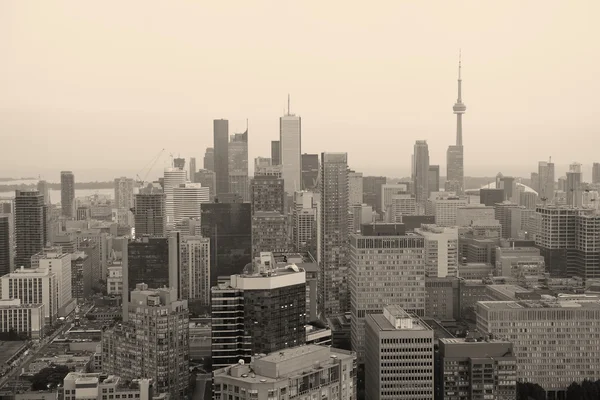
[113,177,135,210]
[0,299,45,339]
[228,130,249,201]
[301,153,319,191]
[250,175,285,214]
[14,190,47,268]
[60,171,75,218]
[280,111,302,195]
[134,189,166,237]
[0,214,14,275]
[415,224,459,278]
[172,183,209,224]
[214,119,230,195]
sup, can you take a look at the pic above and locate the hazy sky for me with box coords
[1,1,599,182]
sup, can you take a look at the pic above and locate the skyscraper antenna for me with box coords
[288,94,290,115]
[246,118,248,132]
[458,49,462,80]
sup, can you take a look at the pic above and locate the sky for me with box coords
[1,1,599,182]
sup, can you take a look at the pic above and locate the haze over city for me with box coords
[1,1,599,181]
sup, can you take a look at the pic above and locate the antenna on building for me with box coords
[287,94,291,115]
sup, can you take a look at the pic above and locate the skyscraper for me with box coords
[37,180,50,204]
[163,167,187,227]
[179,236,210,305]
[415,224,459,277]
[318,152,349,318]
[194,169,216,200]
[428,165,440,194]
[593,162,600,184]
[172,183,209,224]
[0,214,14,275]
[189,157,196,182]
[538,161,555,201]
[566,166,582,207]
[251,211,289,257]
[271,140,280,165]
[14,190,47,268]
[363,176,387,216]
[413,140,430,206]
[301,153,319,191]
[446,54,466,195]
[292,191,317,252]
[134,187,166,237]
[203,147,214,171]
[348,170,363,206]
[280,97,301,195]
[250,175,285,214]
[60,171,75,218]
[228,129,249,201]
[213,119,229,195]
[113,177,135,210]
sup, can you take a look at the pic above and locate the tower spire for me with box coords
[287,94,290,115]
[452,50,466,146]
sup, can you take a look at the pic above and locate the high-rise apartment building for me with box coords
[494,201,521,239]
[593,162,600,184]
[428,165,440,194]
[538,161,555,201]
[113,177,135,210]
[228,130,249,201]
[37,251,73,315]
[102,284,189,398]
[189,157,196,182]
[271,140,280,165]
[349,228,426,360]
[1,266,58,322]
[0,214,14,275]
[480,188,504,207]
[251,211,289,257]
[172,183,209,224]
[162,167,187,228]
[71,252,91,300]
[60,171,75,218]
[530,172,540,193]
[476,299,600,396]
[365,305,434,400]
[213,345,356,400]
[438,338,517,400]
[415,224,458,277]
[14,190,47,268]
[37,180,50,204]
[203,147,214,171]
[318,153,349,318]
[292,191,317,252]
[519,191,538,210]
[363,176,387,216]
[301,153,319,191]
[413,140,430,206]
[214,119,230,195]
[133,188,166,237]
[250,175,285,214]
[426,192,468,227]
[348,170,363,205]
[179,236,210,305]
[425,277,460,320]
[211,256,306,370]
[280,105,302,195]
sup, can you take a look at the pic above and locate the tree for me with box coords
[31,365,70,390]
[517,382,546,400]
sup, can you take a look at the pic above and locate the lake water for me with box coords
[0,179,114,201]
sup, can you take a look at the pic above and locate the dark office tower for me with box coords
[538,161,555,201]
[189,157,196,182]
[530,172,539,194]
[228,129,249,201]
[593,163,600,184]
[413,141,430,205]
[37,180,50,204]
[200,202,251,286]
[0,214,14,275]
[363,176,387,216]
[301,153,319,191]
[251,175,285,214]
[318,152,349,318]
[134,187,166,236]
[14,190,47,268]
[203,147,214,171]
[271,140,280,165]
[498,176,516,202]
[60,171,75,218]
[428,165,440,194]
[214,119,229,195]
[480,188,504,207]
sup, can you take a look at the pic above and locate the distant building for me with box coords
[71,251,92,300]
[37,251,73,316]
[189,157,196,183]
[60,171,75,218]
[228,130,249,201]
[14,190,47,268]
[134,188,166,237]
[381,183,410,214]
[0,214,14,275]
[458,262,494,279]
[193,169,216,201]
[106,265,122,296]
[251,211,289,258]
[387,194,417,222]
[292,191,317,252]
[172,183,209,224]
[425,277,460,320]
[494,201,521,239]
[179,236,210,305]
[214,119,230,195]
[415,224,459,277]
[519,191,538,210]
[162,167,186,228]
[426,192,468,227]
[593,162,600,184]
[301,153,319,191]
[480,188,504,207]
[113,177,135,210]
[61,373,162,400]
[348,170,363,205]
[37,180,50,204]
[280,109,302,195]
[250,175,285,214]
[363,176,386,216]
[349,203,373,234]
[271,140,280,165]
[203,147,214,171]
[413,140,430,206]
[456,204,495,227]
[428,165,440,194]
[538,161,555,201]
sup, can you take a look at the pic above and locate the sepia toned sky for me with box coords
[1,1,599,182]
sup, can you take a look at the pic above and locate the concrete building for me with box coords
[0,214,14,276]
[349,226,426,360]
[381,183,410,214]
[566,169,582,207]
[0,298,45,339]
[162,167,187,228]
[428,165,440,194]
[280,105,302,195]
[413,140,430,206]
[456,204,495,227]
[271,140,280,165]
[60,171,75,218]
[476,299,600,395]
[479,188,504,207]
[415,224,459,278]
[179,236,210,305]
[113,177,135,210]
[363,176,387,216]
[102,285,189,398]
[172,183,209,224]
[1,266,58,322]
[251,211,289,258]
[37,252,73,316]
[250,175,285,214]
[318,153,349,318]
[494,201,521,239]
[61,373,161,400]
[458,262,494,279]
[189,157,196,182]
[387,194,417,222]
[211,256,306,370]
[193,169,216,201]
[348,170,363,205]
[134,187,166,237]
[349,203,373,234]
[538,161,555,201]
[509,207,535,239]
[106,265,122,296]
[593,162,600,184]
[292,191,317,252]
[14,190,47,268]
[213,345,356,400]
[438,338,517,400]
[425,277,460,321]
[228,130,249,201]
[426,192,469,227]
[365,305,434,400]
[37,180,50,204]
[301,153,319,191]
[70,251,91,300]
[214,119,230,195]
[519,191,538,210]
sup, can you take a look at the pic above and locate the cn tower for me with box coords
[453,51,466,146]
[445,51,466,194]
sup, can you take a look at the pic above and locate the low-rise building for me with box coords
[62,372,166,400]
[0,298,44,339]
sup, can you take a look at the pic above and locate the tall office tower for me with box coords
[446,55,466,196]
[480,188,504,207]
[213,345,356,400]
[530,172,540,193]
[228,129,249,201]
[280,99,301,195]
[271,140,280,165]
[133,187,166,237]
[494,201,521,239]
[365,305,434,400]
[211,256,306,370]
[14,190,47,268]
[251,211,289,257]
[498,175,517,202]
[102,285,189,398]
[438,338,517,400]
[213,119,230,195]
[428,165,440,194]
[363,176,387,216]
[70,252,91,300]
[301,153,319,191]
[200,202,251,286]
[456,204,495,227]
[388,195,417,222]
[381,183,410,215]
[349,226,426,360]
[348,170,363,205]
[1,267,58,322]
[318,153,349,318]
[203,147,214,171]
[250,175,285,214]
[37,251,73,315]
[163,167,187,228]
[179,236,210,305]
[415,224,459,277]
[172,183,209,225]
[60,171,75,218]
[538,161,555,201]
[477,299,600,396]
[566,170,582,207]
[593,162,600,184]
[193,169,216,200]
[0,214,14,275]
[426,192,469,227]
[113,177,135,210]
[37,180,50,204]
[519,191,538,210]
[292,191,317,252]
[413,140,430,206]
[189,157,196,182]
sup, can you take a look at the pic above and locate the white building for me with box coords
[37,252,73,316]
[106,265,123,296]
[426,192,469,227]
[62,373,159,400]
[180,236,210,306]
[0,298,45,339]
[163,167,187,227]
[280,111,301,195]
[348,170,364,205]
[381,183,410,213]
[1,266,58,322]
[415,224,459,278]
[349,204,373,234]
[113,177,135,210]
[456,204,495,227]
[292,191,317,251]
[172,183,209,225]
[387,194,417,222]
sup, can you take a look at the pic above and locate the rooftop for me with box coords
[478,299,600,311]
[369,306,430,332]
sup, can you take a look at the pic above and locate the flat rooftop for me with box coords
[479,299,600,311]
[369,313,428,331]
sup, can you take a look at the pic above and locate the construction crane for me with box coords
[135,148,165,188]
